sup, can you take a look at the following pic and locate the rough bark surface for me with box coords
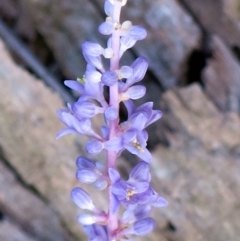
[0,0,240,240]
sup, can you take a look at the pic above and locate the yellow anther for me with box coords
[77,75,86,83]
[132,139,144,152]
[126,189,137,200]
[113,22,121,30]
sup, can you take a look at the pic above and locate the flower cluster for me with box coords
[57,0,167,240]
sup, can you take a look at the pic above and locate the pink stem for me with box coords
[107,1,122,240]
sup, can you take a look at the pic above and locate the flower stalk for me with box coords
[108,2,122,238]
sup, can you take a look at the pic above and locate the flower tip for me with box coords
[71,187,95,211]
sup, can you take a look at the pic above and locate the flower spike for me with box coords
[57,0,167,240]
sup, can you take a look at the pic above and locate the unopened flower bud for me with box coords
[105,106,118,120]
[131,57,148,83]
[76,156,96,169]
[101,70,118,86]
[120,218,155,236]
[99,21,114,35]
[86,139,104,155]
[121,20,132,32]
[76,168,98,184]
[85,69,102,83]
[119,66,133,79]
[82,41,103,56]
[71,188,95,211]
[103,48,114,58]
[77,213,107,225]
[95,178,108,190]
[105,1,113,17]
[72,101,100,119]
[133,218,155,236]
[108,0,127,6]
[120,35,137,57]
[129,26,147,40]
[120,85,146,101]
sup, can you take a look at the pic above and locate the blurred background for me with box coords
[0,0,240,240]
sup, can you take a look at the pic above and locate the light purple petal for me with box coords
[130,113,148,131]
[105,106,118,120]
[146,110,162,127]
[85,69,102,83]
[119,66,133,79]
[100,126,109,139]
[71,187,95,210]
[129,26,147,40]
[78,214,107,225]
[99,21,113,35]
[123,85,146,100]
[84,81,103,100]
[129,181,149,194]
[133,205,152,220]
[86,139,103,155]
[111,182,127,200]
[135,102,153,118]
[108,168,121,184]
[104,0,113,17]
[123,130,137,144]
[152,196,168,207]
[95,178,108,190]
[129,56,148,84]
[136,148,152,163]
[136,132,147,147]
[75,119,94,136]
[129,161,150,182]
[123,100,135,117]
[76,169,98,184]
[120,35,136,57]
[76,156,96,169]
[104,137,123,152]
[82,41,103,56]
[133,218,155,236]
[101,70,118,86]
[56,128,77,139]
[83,224,108,241]
[110,193,121,214]
[64,80,84,93]
[72,101,98,119]
[82,51,104,71]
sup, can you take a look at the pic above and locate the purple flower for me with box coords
[71,187,96,211]
[119,27,147,58]
[82,42,104,71]
[121,204,152,224]
[105,120,152,162]
[86,139,104,155]
[85,66,102,83]
[108,162,151,207]
[78,213,107,225]
[123,100,162,129]
[120,85,146,101]
[109,161,167,209]
[101,70,118,86]
[121,57,148,91]
[76,156,108,190]
[120,217,155,236]
[64,78,106,106]
[72,101,103,119]
[83,224,108,241]
[57,1,168,240]
[56,110,101,139]
[105,106,118,121]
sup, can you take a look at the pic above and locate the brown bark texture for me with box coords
[0,0,240,241]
